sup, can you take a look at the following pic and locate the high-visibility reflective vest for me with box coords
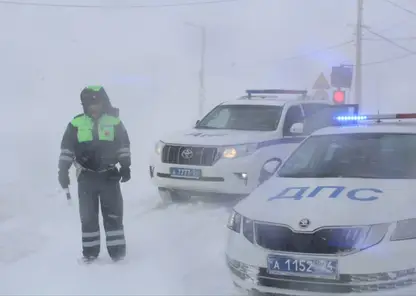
[71,114,120,142]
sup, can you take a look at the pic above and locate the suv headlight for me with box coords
[155,141,165,155]
[391,218,416,241]
[222,143,257,159]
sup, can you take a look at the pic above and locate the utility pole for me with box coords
[354,0,364,105]
[185,22,206,118]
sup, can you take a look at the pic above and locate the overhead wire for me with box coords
[275,34,416,67]
[0,0,354,66]
[361,27,416,66]
[1,0,415,67]
[362,53,415,66]
[382,0,416,18]
[356,0,416,66]
[0,0,240,8]
[364,36,416,41]
[377,21,411,34]
[277,1,416,67]
[364,28,416,54]
[276,40,354,64]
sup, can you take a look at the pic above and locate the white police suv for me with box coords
[149,89,335,202]
[226,112,416,296]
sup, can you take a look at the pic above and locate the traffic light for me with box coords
[332,90,345,104]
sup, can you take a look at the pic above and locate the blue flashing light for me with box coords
[335,115,368,121]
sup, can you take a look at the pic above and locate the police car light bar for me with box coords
[246,89,308,96]
[335,113,416,121]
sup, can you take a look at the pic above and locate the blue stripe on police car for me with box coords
[268,186,382,201]
[257,137,305,149]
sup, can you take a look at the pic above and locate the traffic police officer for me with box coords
[58,85,131,263]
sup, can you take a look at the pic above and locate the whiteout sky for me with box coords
[1,0,416,293]
[2,0,416,128]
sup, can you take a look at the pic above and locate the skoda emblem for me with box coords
[181,148,193,159]
[299,218,310,228]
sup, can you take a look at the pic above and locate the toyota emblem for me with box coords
[299,218,310,228]
[181,148,193,159]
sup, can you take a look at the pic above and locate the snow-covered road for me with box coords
[0,133,241,295]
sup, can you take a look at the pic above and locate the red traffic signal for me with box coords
[332,90,345,104]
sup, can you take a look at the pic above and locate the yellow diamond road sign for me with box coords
[312,73,330,90]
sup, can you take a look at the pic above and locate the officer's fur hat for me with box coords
[80,85,119,117]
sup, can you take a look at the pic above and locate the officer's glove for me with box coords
[58,170,70,189]
[120,167,131,183]
[108,168,121,181]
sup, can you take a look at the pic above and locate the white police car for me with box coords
[149,89,335,202]
[226,112,416,296]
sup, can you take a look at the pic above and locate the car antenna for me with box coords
[376,109,381,123]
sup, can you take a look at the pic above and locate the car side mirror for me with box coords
[195,120,200,126]
[258,158,282,185]
[263,159,282,174]
[290,122,304,135]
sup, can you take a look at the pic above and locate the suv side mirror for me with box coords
[263,159,282,174]
[290,122,304,135]
[258,158,282,185]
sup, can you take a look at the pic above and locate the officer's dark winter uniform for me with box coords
[58,85,131,262]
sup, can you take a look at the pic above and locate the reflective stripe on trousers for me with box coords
[82,231,100,248]
[82,230,125,248]
[106,229,126,247]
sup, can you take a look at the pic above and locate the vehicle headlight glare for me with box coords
[155,141,165,155]
[223,143,257,159]
[223,147,237,158]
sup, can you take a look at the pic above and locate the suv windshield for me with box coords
[196,105,283,131]
[278,133,416,179]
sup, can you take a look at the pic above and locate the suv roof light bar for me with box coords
[246,89,308,97]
